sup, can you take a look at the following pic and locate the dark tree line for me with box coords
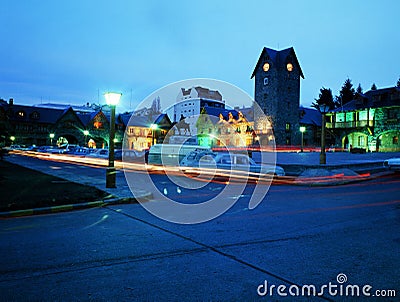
[312,77,400,112]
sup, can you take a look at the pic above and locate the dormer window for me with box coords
[16,111,26,118]
[30,111,40,119]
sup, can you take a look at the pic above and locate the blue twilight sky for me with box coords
[1,0,399,113]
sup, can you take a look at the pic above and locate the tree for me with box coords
[397,78,400,87]
[312,87,335,112]
[336,78,355,107]
[356,84,363,94]
[371,83,377,90]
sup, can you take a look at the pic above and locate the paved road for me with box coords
[275,151,400,165]
[1,166,399,301]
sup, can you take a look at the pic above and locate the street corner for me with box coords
[292,168,390,186]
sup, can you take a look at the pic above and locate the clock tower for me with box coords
[251,47,304,146]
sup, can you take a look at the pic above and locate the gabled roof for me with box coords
[76,111,103,126]
[331,86,400,112]
[201,107,253,123]
[153,113,172,130]
[299,107,321,126]
[55,106,84,127]
[251,47,304,79]
[118,112,133,127]
[2,104,66,124]
[180,86,223,101]
[331,100,357,112]
[127,115,152,128]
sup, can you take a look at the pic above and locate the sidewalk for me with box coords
[275,151,399,176]
[4,154,152,203]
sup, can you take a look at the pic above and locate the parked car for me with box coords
[180,150,285,176]
[9,144,23,150]
[85,148,109,159]
[148,144,210,166]
[72,147,91,156]
[122,149,147,162]
[383,158,400,171]
[84,149,122,160]
[37,146,61,153]
[58,144,79,154]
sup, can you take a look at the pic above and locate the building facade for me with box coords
[251,47,304,146]
[326,86,400,152]
[0,99,124,148]
[195,106,255,148]
[166,86,225,124]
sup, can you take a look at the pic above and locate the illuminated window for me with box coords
[285,123,291,132]
[16,111,25,118]
[393,136,399,144]
[93,121,103,129]
[286,63,293,72]
[263,62,270,72]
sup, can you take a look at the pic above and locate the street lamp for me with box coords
[83,130,89,146]
[300,126,306,153]
[319,104,329,165]
[150,124,158,146]
[49,133,55,146]
[10,136,15,145]
[105,92,122,188]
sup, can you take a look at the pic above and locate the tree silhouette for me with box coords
[371,83,377,90]
[356,84,363,94]
[397,78,400,87]
[312,87,335,112]
[336,78,355,107]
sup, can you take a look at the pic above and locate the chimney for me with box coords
[9,98,14,105]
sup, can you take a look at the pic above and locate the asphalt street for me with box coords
[1,162,399,301]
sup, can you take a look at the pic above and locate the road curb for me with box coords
[0,200,106,218]
[0,191,153,219]
[291,171,394,187]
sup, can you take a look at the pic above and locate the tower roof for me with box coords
[251,47,304,79]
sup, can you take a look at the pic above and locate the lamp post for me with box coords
[10,136,15,145]
[83,130,89,146]
[319,104,329,165]
[150,124,158,146]
[300,126,306,153]
[105,92,122,188]
[49,133,55,146]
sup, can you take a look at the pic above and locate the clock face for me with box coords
[286,63,293,72]
[263,62,270,72]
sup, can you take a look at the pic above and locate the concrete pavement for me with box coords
[1,173,399,301]
[1,151,397,217]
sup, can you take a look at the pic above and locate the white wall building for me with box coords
[166,86,225,123]
[164,86,226,143]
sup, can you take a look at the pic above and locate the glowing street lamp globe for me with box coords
[104,92,122,106]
